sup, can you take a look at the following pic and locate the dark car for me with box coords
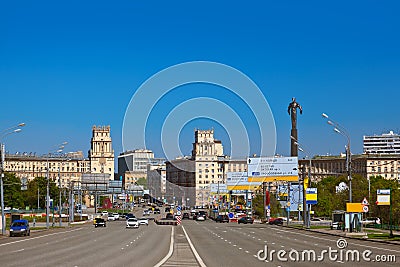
[10,219,30,237]
[238,216,254,224]
[215,215,229,223]
[182,212,190,219]
[166,213,174,219]
[269,218,283,225]
[198,211,207,220]
[125,213,136,220]
[154,208,161,214]
[94,217,106,227]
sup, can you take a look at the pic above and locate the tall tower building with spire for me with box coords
[89,125,114,178]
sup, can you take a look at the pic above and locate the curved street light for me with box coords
[46,142,68,229]
[1,123,26,236]
[322,113,353,232]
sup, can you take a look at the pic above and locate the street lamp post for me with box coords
[1,123,25,235]
[291,136,312,228]
[46,142,68,229]
[322,113,353,232]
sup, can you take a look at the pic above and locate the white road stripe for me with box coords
[0,228,82,247]
[182,225,207,267]
[154,226,174,267]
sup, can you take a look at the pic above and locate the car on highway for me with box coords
[196,214,206,221]
[182,212,190,219]
[166,213,174,219]
[126,218,139,228]
[9,219,30,237]
[125,213,136,220]
[154,208,161,214]
[138,217,149,226]
[113,213,120,220]
[108,213,116,221]
[215,215,229,223]
[269,218,283,225]
[143,210,151,216]
[94,217,106,227]
[238,216,254,224]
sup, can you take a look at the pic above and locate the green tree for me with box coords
[3,172,24,209]
[24,177,60,210]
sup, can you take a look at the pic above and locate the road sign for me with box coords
[362,205,369,213]
[377,189,390,205]
[247,157,299,182]
[362,197,369,205]
[176,211,182,216]
[176,215,181,225]
[306,188,318,205]
[228,213,234,219]
[177,206,181,211]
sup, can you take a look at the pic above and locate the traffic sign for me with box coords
[228,213,234,219]
[177,206,181,211]
[176,211,182,216]
[362,205,369,213]
[362,197,369,205]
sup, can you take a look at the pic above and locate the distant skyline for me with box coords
[1,1,400,160]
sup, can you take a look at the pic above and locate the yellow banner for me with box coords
[306,194,317,201]
[346,203,363,212]
[248,176,299,182]
[227,185,261,191]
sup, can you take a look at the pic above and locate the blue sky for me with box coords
[1,1,400,161]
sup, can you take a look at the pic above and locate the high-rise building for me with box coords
[89,125,114,178]
[118,149,165,189]
[363,131,400,154]
[166,129,247,207]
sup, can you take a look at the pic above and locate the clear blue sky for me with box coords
[1,1,400,161]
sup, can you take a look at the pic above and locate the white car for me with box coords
[108,213,116,221]
[196,215,205,221]
[143,210,150,216]
[113,213,120,220]
[101,211,108,216]
[126,218,139,228]
[137,217,149,226]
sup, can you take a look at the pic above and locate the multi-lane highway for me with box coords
[182,219,399,266]
[0,210,398,267]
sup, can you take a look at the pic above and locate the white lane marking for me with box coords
[233,244,237,247]
[239,247,242,250]
[0,228,82,247]
[12,248,25,253]
[245,251,249,253]
[182,225,207,267]
[154,226,174,267]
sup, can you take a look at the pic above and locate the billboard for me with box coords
[210,183,228,194]
[226,172,260,190]
[247,157,299,182]
[377,189,390,205]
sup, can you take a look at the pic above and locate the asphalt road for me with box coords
[0,213,171,267]
[181,219,400,267]
[1,211,399,267]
